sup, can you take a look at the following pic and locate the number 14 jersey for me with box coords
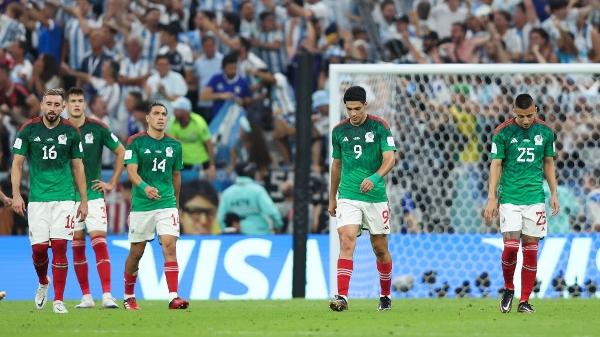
[332,115,396,203]
[491,118,555,206]
[125,132,183,212]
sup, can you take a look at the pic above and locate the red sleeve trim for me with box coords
[367,114,390,129]
[18,117,42,132]
[127,131,146,145]
[333,118,350,129]
[493,118,516,135]
[85,117,109,129]
[534,117,555,133]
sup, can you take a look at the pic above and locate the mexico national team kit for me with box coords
[331,114,397,234]
[12,117,83,243]
[491,117,556,237]
[75,118,121,232]
[125,131,183,242]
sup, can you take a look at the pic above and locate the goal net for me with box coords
[328,64,600,298]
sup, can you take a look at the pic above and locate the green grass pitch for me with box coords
[1,299,598,337]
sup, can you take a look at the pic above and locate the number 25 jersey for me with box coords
[491,118,556,205]
[125,132,183,212]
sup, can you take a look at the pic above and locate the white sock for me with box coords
[124,294,135,300]
[168,292,178,302]
[103,292,112,299]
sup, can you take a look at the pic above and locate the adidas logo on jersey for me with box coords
[144,149,151,154]
[342,137,349,142]
[511,138,518,143]
[33,137,41,142]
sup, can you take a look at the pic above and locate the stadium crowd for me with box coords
[0,0,599,235]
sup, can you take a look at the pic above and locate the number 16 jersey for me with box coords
[491,118,556,206]
[332,115,396,203]
[125,132,183,212]
[12,117,83,202]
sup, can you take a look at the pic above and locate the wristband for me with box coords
[138,181,149,190]
[367,173,383,185]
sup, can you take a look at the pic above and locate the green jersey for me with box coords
[332,115,396,202]
[125,132,183,212]
[12,117,83,202]
[76,117,121,201]
[491,118,556,205]
[167,113,211,165]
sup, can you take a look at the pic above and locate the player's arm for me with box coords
[543,157,559,216]
[328,158,342,216]
[173,170,181,209]
[360,151,395,193]
[92,143,125,193]
[127,164,160,200]
[72,158,88,221]
[10,154,26,216]
[484,159,503,223]
[173,143,183,208]
[329,128,342,217]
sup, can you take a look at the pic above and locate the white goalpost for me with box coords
[328,63,600,298]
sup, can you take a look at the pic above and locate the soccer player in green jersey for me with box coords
[484,93,560,314]
[11,88,88,314]
[66,87,125,309]
[328,86,397,312]
[122,102,189,310]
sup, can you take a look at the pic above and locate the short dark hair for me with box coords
[160,22,181,37]
[343,86,367,103]
[259,10,274,22]
[240,36,251,51]
[202,35,216,45]
[222,52,239,68]
[549,0,568,12]
[148,102,168,114]
[515,93,534,109]
[223,12,240,33]
[180,179,219,208]
[133,100,149,112]
[530,27,550,42]
[235,162,257,178]
[66,87,85,99]
[128,90,143,103]
[201,10,216,21]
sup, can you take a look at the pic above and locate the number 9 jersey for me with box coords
[125,132,183,212]
[332,115,396,203]
[491,117,556,205]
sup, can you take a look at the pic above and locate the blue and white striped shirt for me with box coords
[0,14,26,49]
[257,30,287,74]
[66,17,102,69]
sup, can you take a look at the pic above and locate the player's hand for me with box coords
[359,178,374,193]
[11,195,26,216]
[144,186,161,200]
[328,199,337,217]
[483,199,498,224]
[91,180,114,193]
[77,201,88,222]
[550,194,560,216]
[0,196,12,207]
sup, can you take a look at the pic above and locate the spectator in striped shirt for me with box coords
[118,36,150,114]
[0,2,26,49]
[131,7,162,62]
[59,0,102,70]
[158,23,194,77]
[205,12,242,55]
[239,0,259,40]
[256,11,288,75]
[193,35,224,121]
